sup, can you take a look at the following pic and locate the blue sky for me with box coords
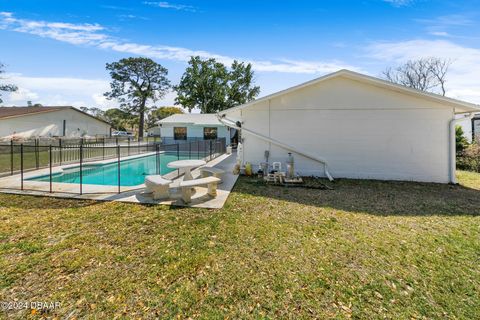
[1,0,480,109]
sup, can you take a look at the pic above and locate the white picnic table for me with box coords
[167,159,206,181]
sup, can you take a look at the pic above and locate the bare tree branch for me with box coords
[381,57,451,96]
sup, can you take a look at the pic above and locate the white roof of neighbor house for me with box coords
[159,113,222,126]
[220,69,480,115]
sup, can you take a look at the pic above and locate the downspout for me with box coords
[449,113,473,184]
[217,113,334,181]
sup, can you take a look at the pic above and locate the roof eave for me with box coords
[220,69,480,115]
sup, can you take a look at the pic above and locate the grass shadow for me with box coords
[232,175,480,216]
[0,193,100,210]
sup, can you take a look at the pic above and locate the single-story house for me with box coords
[218,69,480,184]
[158,113,235,144]
[0,106,111,140]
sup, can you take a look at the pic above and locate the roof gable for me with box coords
[221,69,480,114]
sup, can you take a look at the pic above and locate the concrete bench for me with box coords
[200,167,225,183]
[145,176,172,200]
[179,176,221,203]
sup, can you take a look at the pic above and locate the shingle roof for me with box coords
[159,113,222,126]
[0,106,67,119]
[0,106,111,125]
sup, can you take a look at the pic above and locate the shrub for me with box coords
[457,143,480,172]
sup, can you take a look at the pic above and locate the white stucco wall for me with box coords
[160,123,230,142]
[231,76,454,183]
[0,109,111,139]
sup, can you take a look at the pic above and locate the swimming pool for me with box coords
[27,153,192,186]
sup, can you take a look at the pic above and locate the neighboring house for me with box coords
[159,113,234,144]
[0,106,111,139]
[472,114,480,141]
[218,69,480,184]
[457,113,480,142]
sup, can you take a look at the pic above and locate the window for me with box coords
[203,127,218,140]
[174,127,187,140]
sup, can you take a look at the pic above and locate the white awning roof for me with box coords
[159,113,223,126]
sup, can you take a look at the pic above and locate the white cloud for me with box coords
[416,14,474,28]
[117,14,149,21]
[2,74,178,109]
[2,74,114,109]
[8,87,39,102]
[429,31,450,37]
[382,0,414,7]
[415,14,474,38]
[0,12,357,74]
[143,2,196,12]
[91,93,112,107]
[367,39,480,104]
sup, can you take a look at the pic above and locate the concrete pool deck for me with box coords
[0,152,239,209]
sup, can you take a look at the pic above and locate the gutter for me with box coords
[449,113,474,184]
[216,113,334,181]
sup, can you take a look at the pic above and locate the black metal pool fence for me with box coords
[0,138,226,195]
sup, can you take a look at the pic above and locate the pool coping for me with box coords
[24,151,161,180]
[0,152,238,209]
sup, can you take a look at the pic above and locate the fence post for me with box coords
[49,145,52,193]
[10,139,13,175]
[189,141,191,159]
[210,140,213,161]
[156,144,160,174]
[128,138,130,156]
[117,145,121,194]
[102,138,105,160]
[35,138,39,169]
[197,140,200,159]
[177,143,180,160]
[20,144,24,191]
[79,145,83,195]
[206,140,209,159]
[59,138,63,165]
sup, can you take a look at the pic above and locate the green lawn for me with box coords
[0,172,479,319]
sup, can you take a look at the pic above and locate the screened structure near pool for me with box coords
[159,113,235,145]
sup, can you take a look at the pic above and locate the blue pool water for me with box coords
[28,154,192,186]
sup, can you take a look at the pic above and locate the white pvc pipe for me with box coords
[449,113,473,184]
[217,114,334,181]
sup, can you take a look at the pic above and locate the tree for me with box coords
[80,107,105,119]
[175,56,260,113]
[456,125,469,154]
[382,57,451,96]
[104,57,171,138]
[227,61,260,107]
[104,108,133,131]
[0,63,17,104]
[146,106,184,129]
